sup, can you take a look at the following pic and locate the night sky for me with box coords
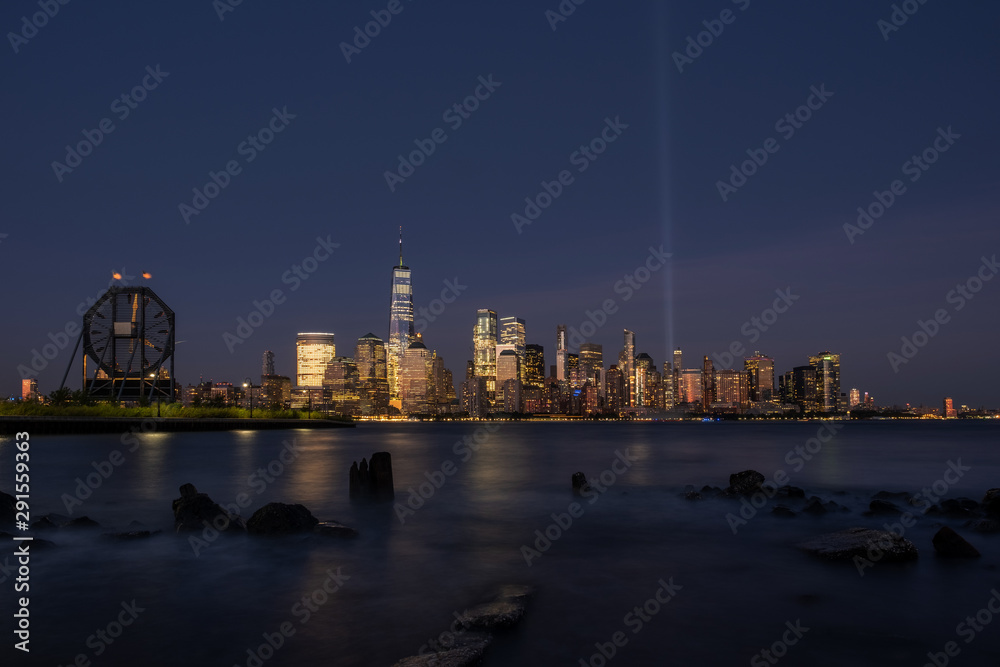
[3,1,998,407]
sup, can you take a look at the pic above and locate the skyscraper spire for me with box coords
[399,226,403,267]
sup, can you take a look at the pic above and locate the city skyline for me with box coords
[2,3,999,408]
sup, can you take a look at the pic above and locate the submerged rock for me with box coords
[171,483,245,533]
[967,518,1000,534]
[350,452,395,502]
[866,499,902,516]
[772,506,796,518]
[798,527,918,562]
[247,503,318,535]
[572,472,590,495]
[313,521,359,539]
[455,584,534,631]
[776,486,806,499]
[103,530,161,541]
[31,516,59,531]
[873,490,912,502]
[940,498,980,518]
[66,516,101,529]
[981,489,1000,517]
[391,633,492,667]
[932,526,980,558]
[727,470,765,496]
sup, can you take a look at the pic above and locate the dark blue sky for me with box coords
[3,1,999,407]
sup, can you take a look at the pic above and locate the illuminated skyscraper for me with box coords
[619,330,635,407]
[849,387,861,407]
[943,397,957,419]
[634,353,653,406]
[496,349,521,412]
[701,356,715,410]
[355,333,389,416]
[400,339,433,415]
[809,351,841,413]
[21,378,38,402]
[744,352,775,402]
[500,316,527,382]
[606,365,624,414]
[323,357,361,416]
[556,324,568,381]
[388,229,415,404]
[473,309,498,399]
[672,348,682,407]
[715,369,749,407]
[525,344,545,388]
[679,369,703,406]
[262,350,274,376]
[579,343,603,394]
[296,333,335,388]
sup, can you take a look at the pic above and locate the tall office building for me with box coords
[431,355,456,411]
[606,365,624,414]
[296,333,335,388]
[262,350,275,376]
[579,343,603,394]
[473,309,498,399]
[567,353,580,389]
[943,397,957,419]
[555,324,568,381]
[849,388,861,408]
[788,365,818,412]
[400,339,433,414]
[679,369,703,406]
[496,349,521,412]
[323,357,361,416]
[634,353,653,406]
[619,330,636,407]
[499,316,526,382]
[715,369,749,407]
[701,356,715,410]
[21,378,38,402]
[388,229,415,403]
[355,333,389,416]
[744,352,775,402]
[525,344,545,388]
[672,348,682,407]
[809,352,841,413]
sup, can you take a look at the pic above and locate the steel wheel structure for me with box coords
[81,286,175,401]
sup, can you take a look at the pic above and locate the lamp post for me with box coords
[243,378,254,418]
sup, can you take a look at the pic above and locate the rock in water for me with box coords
[572,472,590,495]
[171,483,245,533]
[391,634,492,667]
[455,585,534,631]
[982,489,1000,517]
[728,470,765,495]
[798,527,918,562]
[866,499,901,516]
[247,503,319,535]
[932,526,980,558]
[313,522,359,538]
[350,452,395,501]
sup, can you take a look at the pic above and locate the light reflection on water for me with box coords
[0,421,998,665]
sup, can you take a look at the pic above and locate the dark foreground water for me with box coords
[1,421,999,666]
